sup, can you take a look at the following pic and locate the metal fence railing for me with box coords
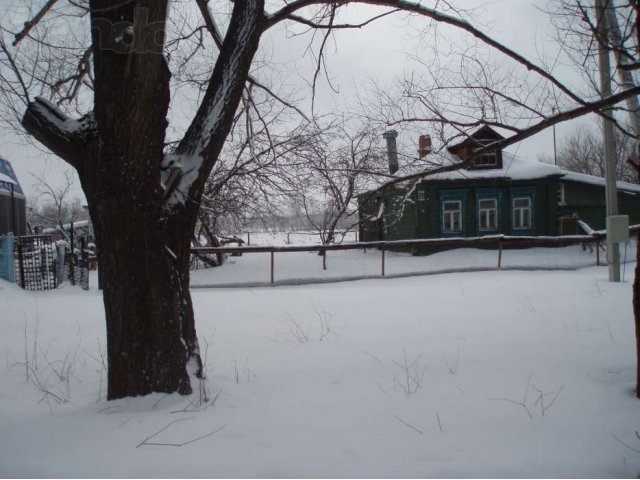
[9,235,92,291]
[15,235,57,290]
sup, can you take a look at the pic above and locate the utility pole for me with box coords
[605,6,640,136]
[596,0,620,282]
[552,107,558,165]
[606,5,640,182]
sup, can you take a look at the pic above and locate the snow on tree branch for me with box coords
[164,0,265,208]
[22,96,96,168]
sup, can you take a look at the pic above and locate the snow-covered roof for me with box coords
[373,125,640,192]
[383,149,640,194]
[0,156,24,196]
[379,150,563,188]
[0,172,15,185]
[422,151,563,182]
[561,170,640,194]
[42,219,91,234]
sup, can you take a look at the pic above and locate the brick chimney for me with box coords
[383,130,399,174]
[418,134,432,158]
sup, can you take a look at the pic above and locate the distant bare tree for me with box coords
[193,98,319,265]
[294,121,388,245]
[197,121,317,241]
[28,170,87,238]
[539,124,637,183]
[547,0,640,126]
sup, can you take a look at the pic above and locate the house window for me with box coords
[478,198,498,231]
[558,183,566,206]
[472,138,498,167]
[443,200,462,233]
[473,149,497,167]
[513,197,532,230]
[417,190,425,201]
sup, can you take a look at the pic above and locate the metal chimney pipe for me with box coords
[383,130,399,174]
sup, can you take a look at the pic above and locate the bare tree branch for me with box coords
[13,0,60,46]
[0,35,30,103]
[377,85,640,191]
[284,8,399,29]
[266,0,585,112]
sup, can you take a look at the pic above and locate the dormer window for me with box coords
[472,138,498,168]
[473,149,498,167]
[447,126,504,171]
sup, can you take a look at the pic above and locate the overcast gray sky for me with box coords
[1,0,601,203]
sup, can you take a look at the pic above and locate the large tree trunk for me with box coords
[86,191,192,398]
[84,0,198,399]
[79,154,201,399]
[78,136,198,398]
[22,0,264,399]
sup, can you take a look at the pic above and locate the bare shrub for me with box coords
[392,349,426,397]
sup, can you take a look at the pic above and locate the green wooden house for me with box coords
[359,126,640,244]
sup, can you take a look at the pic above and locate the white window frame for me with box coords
[473,150,498,167]
[478,198,498,231]
[512,197,532,230]
[473,138,498,167]
[417,190,425,202]
[558,183,566,206]
[442,200,462,233]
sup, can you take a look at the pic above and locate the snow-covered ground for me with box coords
[191,234,636,287]
[1,244,640,477]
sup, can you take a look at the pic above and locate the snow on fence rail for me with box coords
[243,230,358,246]
[192,227,640,285]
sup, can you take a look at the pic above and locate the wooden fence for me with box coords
[192,228,640,285]
[244,230,358,245]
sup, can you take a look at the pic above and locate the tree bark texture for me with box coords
[86,0,193,398]
[85,193,192,398]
